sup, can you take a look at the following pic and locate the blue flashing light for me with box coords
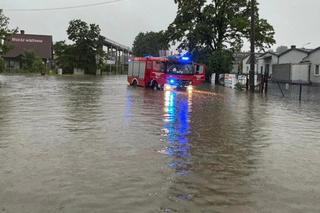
[181,56,190,61]
[169,79,176,85]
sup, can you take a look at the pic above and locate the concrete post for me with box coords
[116,48,118,74]
[122,50,125,74]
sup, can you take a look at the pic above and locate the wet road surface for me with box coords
[0,74,320,213]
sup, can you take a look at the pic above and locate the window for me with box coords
[167,63,194,75]
[315,65,320,76]
[196,65,204,74]
[153,61,165,72]
[146,61,152,69]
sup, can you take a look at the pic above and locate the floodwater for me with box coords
[0,74,320,213]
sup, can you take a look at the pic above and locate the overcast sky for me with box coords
[1,0,320,51]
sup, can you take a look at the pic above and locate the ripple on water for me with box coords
[0,75,320,213]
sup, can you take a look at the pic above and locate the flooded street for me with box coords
[0,74,320,213]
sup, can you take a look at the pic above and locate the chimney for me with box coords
[291,45,296,49]
[20,30,25,35]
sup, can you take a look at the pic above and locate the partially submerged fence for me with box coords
[267,82,320,102]
[215,73,320,102]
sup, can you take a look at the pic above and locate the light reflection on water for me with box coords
[161,91,193,176]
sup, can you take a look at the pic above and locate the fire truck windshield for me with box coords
[166,63,194,75]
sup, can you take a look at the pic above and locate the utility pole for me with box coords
[249,0,256,93]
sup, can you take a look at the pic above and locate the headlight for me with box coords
[164,84,172,91]
[187,85,193,92]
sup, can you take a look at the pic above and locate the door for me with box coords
[265,64,270,77]
[193,64,206,85]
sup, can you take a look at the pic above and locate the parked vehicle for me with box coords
[127,56,206,91]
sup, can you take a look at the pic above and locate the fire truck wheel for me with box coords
[132,80,138,87]
[152,82,158,91]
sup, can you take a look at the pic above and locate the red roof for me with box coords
[4,34,53,59]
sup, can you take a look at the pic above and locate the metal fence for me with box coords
[267,82,320,102]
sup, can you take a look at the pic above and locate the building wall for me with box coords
[4,33,53,60]
[5,59,21,71]
[278,50,308,64]
[257,54,278,76]
[272,64,291,82]
[270,55,279,74]
[243,64,258,74]
[272,64,310,83]
[242,56,249,74]
[257,58,264,74]
[291,64,310,83]
[242,56,258,74]
[305,50,320,84]
[231,64,238,74]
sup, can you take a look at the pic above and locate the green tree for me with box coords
[208,50,233,76]
[21,51,36,71]
[67,19,105,74]
[53,41,76,73]
[0,10,16,57]
[132,31,169,57]
[31,57,46,74]
[21,51,45,73]
[192,47,233,80]
[167,0,275,52]
[167,0,275,80]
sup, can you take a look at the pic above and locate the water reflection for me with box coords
[1,75,320,213]
[162,91,193,176]
[0,84,10,150]
[60,77,104,133]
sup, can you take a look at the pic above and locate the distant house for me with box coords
[228,46,320,85]
[241,54,261,74]
[278,45,309,64]
[231,52,248,74]
[301,47,320,84]
[257,51,278,76]
[272,46,312,84]
[3,30,53,71]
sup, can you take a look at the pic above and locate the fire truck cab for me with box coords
[127,56,206,91]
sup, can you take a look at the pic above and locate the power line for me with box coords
[3,0,125,12]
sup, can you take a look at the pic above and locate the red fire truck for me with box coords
[127,56,206,91]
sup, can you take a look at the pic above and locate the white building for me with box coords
[241,54,260,74]
[257,52,278,76]
[278,45,309,64]
[302,47,320,84]
[239,45,320,82]
[231,52,248,74]
[272,45,314,84]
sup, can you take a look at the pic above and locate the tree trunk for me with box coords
[249,0,256,93]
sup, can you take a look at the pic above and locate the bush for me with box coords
[193,48,233,82]
[235,82,244,91]
[31,58,46,73]
[21,51,46,73]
